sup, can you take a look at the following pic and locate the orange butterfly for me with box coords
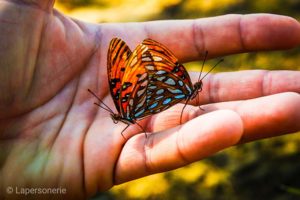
[88,38,221,138]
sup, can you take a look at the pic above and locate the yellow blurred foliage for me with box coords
[111,161,231,199]
[204,167,228,187]
[283,141,298,154]
[172,161,229,187]
[112,173,168,198]
[172,162,208,182]
[53,2,69,14]
[263,134,300,156]
[184,0,242,12]
[54,0,182,23]
[253,0,279,11]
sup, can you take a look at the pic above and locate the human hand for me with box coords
[1,1,300,199]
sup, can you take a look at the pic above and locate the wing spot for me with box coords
[135,96,147,111]
[156,89,165,95]
[137,87,147,97]
[162,98,172,105]
[149,102,159,109]
[142,57,152,62]
[140,80,148,87]
[156,76,166,82]
[172,66,179,73]
[148,85,157,89]
[111,78,121,88]
[134,109,145,118]
[122,82,133,90]
[129,99,134,106]
[114,89,120,100]
[155,70,167,75]
[155,96,164,100]
[141,45,149,53]
[145,65,155,71]
[137,73,148,83]
[153,56,163,61]
[186,85,192,94]
[131,56,138,67]
[167,88,183,94]
[165,78,176,86]
[175,94,186,99]
[178,80,184,86]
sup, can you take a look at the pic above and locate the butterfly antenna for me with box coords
[93,102,114,114]
[193,51,208,111]
[87,89,114,114]
[200,58,224,81]
[198,51,208,83]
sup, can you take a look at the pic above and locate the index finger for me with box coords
[143,14,300,62]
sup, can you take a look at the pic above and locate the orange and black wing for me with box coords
[138,39,194,117]
[107,38,132,113]
[118,42,150,120]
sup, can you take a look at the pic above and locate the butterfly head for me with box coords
[111,114,135,125]
[191,80,203,99]
[111,114,121,124]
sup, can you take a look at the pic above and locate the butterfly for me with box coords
[88,38,221,138]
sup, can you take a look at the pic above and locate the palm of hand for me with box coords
[1,2,300,199]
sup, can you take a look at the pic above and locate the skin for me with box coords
[1,0,300,199]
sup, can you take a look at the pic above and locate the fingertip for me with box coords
[279,15,300,48]
[181,110,243,160]
[233,92,300,143]
[242,14,300,50]
[287,16,300,44]
[273,92,300,130]
[210,109,244,146]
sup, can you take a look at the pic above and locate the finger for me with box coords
[13,0,54,10]
[153,92,300,143]
[143,14,300,62]
[115,110,243,184]
[188,70,300,105]
[203,92,300,143]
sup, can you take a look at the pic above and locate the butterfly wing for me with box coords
[142,39,193,87]
[118,43,150,120]
[107,38,132,113]
[111,38,195,121]
[140,39,194,116]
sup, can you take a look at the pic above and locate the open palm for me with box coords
[1,1,300,199]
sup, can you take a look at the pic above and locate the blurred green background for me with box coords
[54,0,300,199]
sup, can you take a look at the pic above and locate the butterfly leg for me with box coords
[194,89,205,112]
[180,97,191,124]
[135,122,147,138]
[180,98,205,124]
[199,106,205,111]
[121,124,130,140]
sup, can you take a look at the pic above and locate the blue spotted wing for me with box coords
[137,39,194,116]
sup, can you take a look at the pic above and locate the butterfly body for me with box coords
[110,113,135,125]
[190,81,203,100]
